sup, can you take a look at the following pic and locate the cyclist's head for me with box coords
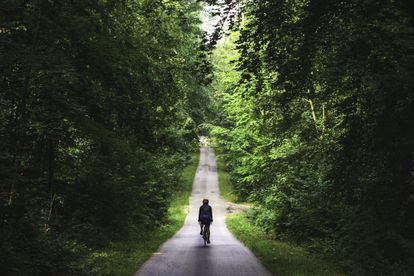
[203,199,209,204]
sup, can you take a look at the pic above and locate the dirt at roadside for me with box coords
[225,202,251,214]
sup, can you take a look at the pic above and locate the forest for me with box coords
[1,0,414,275]
[208,0,414,274]
[1,0,209,274]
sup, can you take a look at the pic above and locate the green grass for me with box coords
[216,155,238,202]
[226,214,343,276]
[81,152,200,276]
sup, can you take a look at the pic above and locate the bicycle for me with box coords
[201,223,210,247]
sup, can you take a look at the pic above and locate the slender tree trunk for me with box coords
[322,103,326,134]
[45,193,56,232]
[45,137,55,232]
[18,0,42,123]
[47,138,54,191]
[308,98,318,131]
[8,0,43,205]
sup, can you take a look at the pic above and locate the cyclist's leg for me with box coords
[205,223,211,242]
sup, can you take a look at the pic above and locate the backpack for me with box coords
[200,205,211,221]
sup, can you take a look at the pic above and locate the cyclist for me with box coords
[198,199,213,244]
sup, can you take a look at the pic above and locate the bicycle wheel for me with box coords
[206,227,210,242]
[203,224,210,247]
[203,230,206,247]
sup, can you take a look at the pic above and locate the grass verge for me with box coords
[82,152,200,276]
[216,155,238,202]
[226,213,343,276]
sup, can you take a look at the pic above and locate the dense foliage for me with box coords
[0,0,209,274]
[2,0,414,274]
[209,0,414,274]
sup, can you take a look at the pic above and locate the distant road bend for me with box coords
[135,145,271,276]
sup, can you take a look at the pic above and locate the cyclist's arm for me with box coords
[210,206,213,222]
[198,206,202,221]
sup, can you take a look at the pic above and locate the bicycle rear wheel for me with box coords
[203,224,210,247]
[202,225,208,247]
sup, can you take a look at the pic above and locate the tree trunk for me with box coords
[44,137,55,232]
[8,1,43,206]
[308,98,318,132]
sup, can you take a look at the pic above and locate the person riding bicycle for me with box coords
[198,199,213,244]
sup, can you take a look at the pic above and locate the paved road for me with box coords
[135,146,271,276]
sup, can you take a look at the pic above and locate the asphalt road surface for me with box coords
[134,146,271,276]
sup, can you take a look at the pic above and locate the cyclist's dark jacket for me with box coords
[198,204,213,223]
